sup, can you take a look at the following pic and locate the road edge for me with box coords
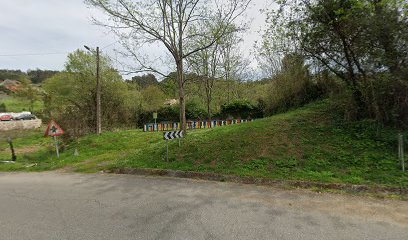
[104,167,407,199]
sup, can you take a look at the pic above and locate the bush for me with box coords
[138,100,209,125]
[0,103,6,112]
[186,100,208,120]
[138,105,179,126]
[333,73,408,129]
[220,99,262,119]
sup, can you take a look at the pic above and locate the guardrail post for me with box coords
[399,133,405,172]
[166,139,169,162]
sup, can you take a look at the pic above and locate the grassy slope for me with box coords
[0,100,407,187]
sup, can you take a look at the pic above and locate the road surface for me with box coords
[0,172,407,240]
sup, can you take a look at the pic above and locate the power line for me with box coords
[0,52,69,57]
[101,40,119,50]
[0,41,120,57]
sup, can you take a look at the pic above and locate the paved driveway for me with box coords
[0,172,407,240]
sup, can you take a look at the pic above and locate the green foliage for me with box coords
[0,103,6,112]
[42,50,142,137]
[141,85,167,111]
[0,69,26,81]
[138,105,179,126]
[27,69,59,84]
[159,72,178,98]
[186,100,208,120]
[220,99,262,119]
[14,78,42,113]
[264,54,325,114]
[138,100,208,125]
[0,69,59,84]
[131,74,158,88]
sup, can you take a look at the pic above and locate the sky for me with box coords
[0,0,270,77]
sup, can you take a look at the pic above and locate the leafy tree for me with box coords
[27,69,59,84]
[141,85,167,111]
[0,69,26,81]
[131,74,159,89]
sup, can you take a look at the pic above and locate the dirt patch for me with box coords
[15,146,41,154]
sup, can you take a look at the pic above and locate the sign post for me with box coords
[7,137,16,162]
[153,112,158,131]
[53,136,60,158]
[163,130,183,162]
[44,120,65,158]
[398,133,405,172]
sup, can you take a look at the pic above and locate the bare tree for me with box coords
[219,31,248,103]
[86,0,251,133]
[186,37,221,118]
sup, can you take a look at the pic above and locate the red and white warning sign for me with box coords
[44,120,65,137]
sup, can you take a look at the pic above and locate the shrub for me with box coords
[220,99,262,119]
[186,100,208,120]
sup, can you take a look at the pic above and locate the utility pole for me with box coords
[96,47,101,135]
[84,45,102,135]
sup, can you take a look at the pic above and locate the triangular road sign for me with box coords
[45,120,65,137]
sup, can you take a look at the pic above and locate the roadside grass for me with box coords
[0,100,407,188]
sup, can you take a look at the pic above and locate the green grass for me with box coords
[0,100,407,188]
[0,94,43,113]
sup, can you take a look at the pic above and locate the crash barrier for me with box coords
[144,119,254,132]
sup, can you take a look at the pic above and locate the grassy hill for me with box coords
[0,100,407,187]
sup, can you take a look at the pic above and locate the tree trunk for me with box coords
[207,96,211,119]
[206,80,212,118]
[176,60,187,134]
[352,87,366,120]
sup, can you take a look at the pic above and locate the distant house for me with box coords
[164,99,178,106]
[0,79,20,93]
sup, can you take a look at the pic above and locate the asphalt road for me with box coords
[0,172,407,240]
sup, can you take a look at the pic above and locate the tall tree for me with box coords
[86,0,251,133]
[219,30,247,103]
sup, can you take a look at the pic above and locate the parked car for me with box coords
[14,114,36,120]
[0,114,13,121]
